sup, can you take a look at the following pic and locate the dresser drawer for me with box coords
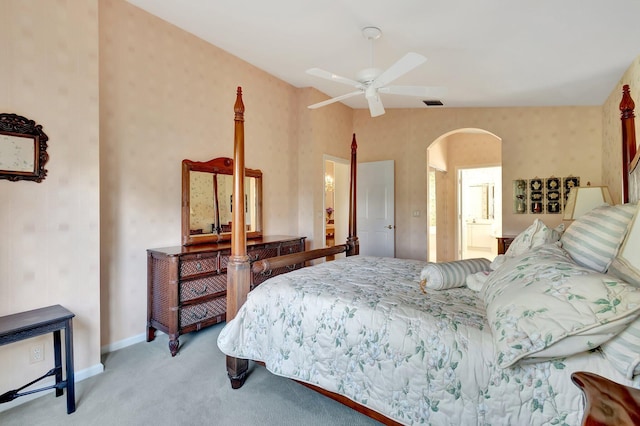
[280,240,303,254]
[148,236,305,356]
[180,274,226,302]
[180,297,226,328]
[219,251,230,271]
[180,255,218,277]
[249,246,279,262]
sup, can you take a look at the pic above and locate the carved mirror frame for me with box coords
[0,113,49,182]
[182,157,263,246]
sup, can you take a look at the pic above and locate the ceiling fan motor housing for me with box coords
[357,67,382,84]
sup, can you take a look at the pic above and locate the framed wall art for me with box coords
[0,113,49,182]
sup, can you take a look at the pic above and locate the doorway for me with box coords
[324,156,349,259]
[458,166,502,259]
[426,129,502,262]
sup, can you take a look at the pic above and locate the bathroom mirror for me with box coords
[182,157,262,246]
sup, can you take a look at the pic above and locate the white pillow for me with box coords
[482,243,640,369]
[465,270,492,291]
[504,219,564,258]
[490,219,563,272]
[560,204,636,273]
[419,258,491,291]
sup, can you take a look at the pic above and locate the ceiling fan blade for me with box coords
[372,52,427,89]
[306,68,362,88]
[378,85,447,98]
[366,92,385,117]
[307,90,362,109]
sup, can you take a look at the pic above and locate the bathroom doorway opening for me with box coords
[458,166,502,260]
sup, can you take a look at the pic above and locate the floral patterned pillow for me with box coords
[481,243,640,368]
[504,219,564,258]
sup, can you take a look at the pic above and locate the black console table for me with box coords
[0,305,75,414]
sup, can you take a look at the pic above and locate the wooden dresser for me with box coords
[496,236,516,255]
[147,235,306,356]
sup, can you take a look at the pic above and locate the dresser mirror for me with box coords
[182,157,262,246]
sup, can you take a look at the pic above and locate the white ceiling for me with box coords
[126,0,640,110]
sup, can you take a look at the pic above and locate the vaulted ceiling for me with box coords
[126,0,640,110]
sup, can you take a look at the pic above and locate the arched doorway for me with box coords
[426,129,502,262]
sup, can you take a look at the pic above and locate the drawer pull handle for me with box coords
[193,308,208,320]
[262,269,273,277]
[191,284,208,295]
[286,264,296,271]
[196,262,202,271]
[248,253,259,262]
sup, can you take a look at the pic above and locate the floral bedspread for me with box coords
[217,256,631,425]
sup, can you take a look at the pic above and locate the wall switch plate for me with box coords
[30,343,44,363]
[413,210,420,217]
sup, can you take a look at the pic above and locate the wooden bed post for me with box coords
[620,84,636,204]
[226,87,249,388]
[346,133,359,256]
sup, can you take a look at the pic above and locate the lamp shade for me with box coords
[563,186,613,220]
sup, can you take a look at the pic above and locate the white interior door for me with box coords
[357,160,395,257]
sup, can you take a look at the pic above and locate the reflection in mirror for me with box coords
[468,183,495,220]
[182,157,262,246]
[189,173,257,234]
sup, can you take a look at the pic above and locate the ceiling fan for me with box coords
[306,27,446,117]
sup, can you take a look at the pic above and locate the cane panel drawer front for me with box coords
[147,235,306,356]
[180,274,227,303]
[252,238,305,287]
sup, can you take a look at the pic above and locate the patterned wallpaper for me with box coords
[99,0,304,344]
[1,0,636,402]
[353,105,603,260]
[0,0,101,399]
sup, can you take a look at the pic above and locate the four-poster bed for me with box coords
[221,86,640,425]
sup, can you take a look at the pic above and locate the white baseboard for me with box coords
[100,330,164,355]
[0,362,104,413]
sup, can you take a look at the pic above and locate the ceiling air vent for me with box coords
[423,100,443,106]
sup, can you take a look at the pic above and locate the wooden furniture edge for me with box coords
[226,87,250,388]
[252,244,347,273]
[620,84,637,203]
[572,371,640,425]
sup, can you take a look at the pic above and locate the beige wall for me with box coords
[98,0,306,346]
[0,0,101,402]
[1,0,636,405]
[353,106,603,260]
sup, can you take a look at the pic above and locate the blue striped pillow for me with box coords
[560,204,636,273]
[420,258,492,290]
[601,319,640,379]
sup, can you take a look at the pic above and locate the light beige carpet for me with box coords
[0,322,381,426]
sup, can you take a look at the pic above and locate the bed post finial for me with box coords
[620,84,637,203]
[234,86,245,121]
[347,133,359,256]
[227,86,249,389]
